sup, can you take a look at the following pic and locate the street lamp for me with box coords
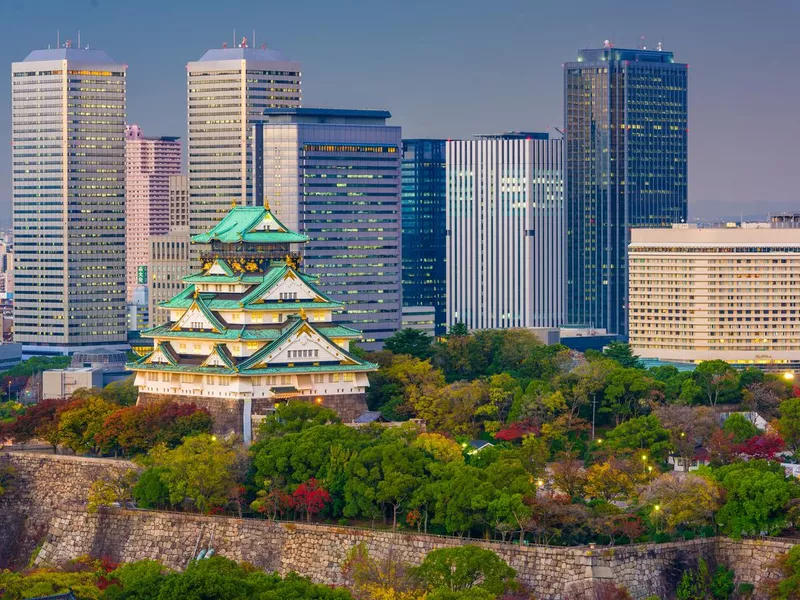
[784,372,795,381]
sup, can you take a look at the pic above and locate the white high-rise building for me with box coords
[446,133,564,331]
[12,47,127,353]
[187,42,301,238]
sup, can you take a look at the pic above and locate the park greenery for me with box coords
[3,328,800,549]
[0,547,536,600]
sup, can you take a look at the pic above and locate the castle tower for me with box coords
[127,202,375,442]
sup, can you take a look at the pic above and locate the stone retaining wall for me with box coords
[1,451,796,599]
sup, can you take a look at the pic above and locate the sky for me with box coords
[0,0,798,219]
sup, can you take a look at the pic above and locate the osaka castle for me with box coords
[127,202,377,442]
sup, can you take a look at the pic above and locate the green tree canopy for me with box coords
[722,413,759,443]
[603,341,644,369]
[413,546,517,596]
[384,328,435,359]
[604,414,671,460]
[257,401,340,438]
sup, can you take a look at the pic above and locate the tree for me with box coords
[413,546,517,596]
[411,379,489,436]
[723,413,759,443]
[640,473,721,532]
[86,469,138,513]
[517,434,549,477]
[57,396,118,455]
[693,360,739,407]
[603,342,644,369]
[411,433,464,463]
[779,398,800,452]
[604,415,671,460]
[97,401,213,456]
[676,558,735,600]
[742,381,782,418]
[526,494,589,546]
[655,405,716,464]
[584,462,634,502]
[448,322,469,337]
[769,545,800,600]
[430,463,495,536]
[713,461,794,537]
[603,368,659,425]
[1,397,70,452]
[292,478,331,522]
[258,401,340,438]
[0,457,15,497]
[341,543,419,600]
[132,467,172,509]
[550,455,587,498]
[145,434,244,513]
[384,328,435,360]
[737,434,785,460]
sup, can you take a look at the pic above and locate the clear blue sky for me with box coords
[1,0,798,219]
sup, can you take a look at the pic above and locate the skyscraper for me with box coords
[125,125,181,301]
[12,47,127,352]
[187,42,301,239]
[564,44,688,336]
[148,175,192,326]
[254,108,403,350]
[401,139,447,336]
[446,133,564,331]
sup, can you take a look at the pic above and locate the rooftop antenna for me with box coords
[640,35,646,50]
[57,29,60,48]
[233,29,236,48]
[657,40,663,51]
[78,30,81,48]
[252,29,255,48]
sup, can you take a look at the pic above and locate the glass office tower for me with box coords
[253,108,402,350]
[401,139,446,336]
[564,45,688,336]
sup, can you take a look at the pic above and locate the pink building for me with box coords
[125,125,181,301]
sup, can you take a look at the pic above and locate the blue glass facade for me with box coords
[564,47,688,336]
[401,139,446,336]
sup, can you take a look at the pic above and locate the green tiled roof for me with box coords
[182,273,265,284]
[131,317,375,376]
[192,206,308,245]
[141,322,362,341]
[171,295,227,333]
[201,344,237,370]
[126,361,377,376]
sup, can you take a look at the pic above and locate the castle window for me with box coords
[281,375,292,385]
[343,373,354,382]
[314,374,325,383]
[246,342,259,350]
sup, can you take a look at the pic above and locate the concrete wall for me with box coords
[0,452,795,599]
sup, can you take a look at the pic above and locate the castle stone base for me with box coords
[136,392,368,437]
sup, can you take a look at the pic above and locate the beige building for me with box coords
[148,176,192,325]
[628,223,800,370]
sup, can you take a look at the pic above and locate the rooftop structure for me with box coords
[128,202,377,441]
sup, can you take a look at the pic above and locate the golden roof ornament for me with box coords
[299,307,307,320]
[263,196,270,210]
[193,287,199,299]
[231,198,237,208]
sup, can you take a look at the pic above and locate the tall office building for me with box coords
[401,139,447,336]
[125,125,181,301]
[12,47,127,352]
[254,108,402,350]
[446,133,564,331]
[564,44,688,336]
[149,175,192,326]
[629,223,800,371]
[187,42,301,239]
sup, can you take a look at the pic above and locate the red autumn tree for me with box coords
[737,434,785,460]
[494,420,538,441]
[292,478,331,522]
[1,397,71,451]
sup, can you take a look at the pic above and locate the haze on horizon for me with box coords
[0,0,798,220]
